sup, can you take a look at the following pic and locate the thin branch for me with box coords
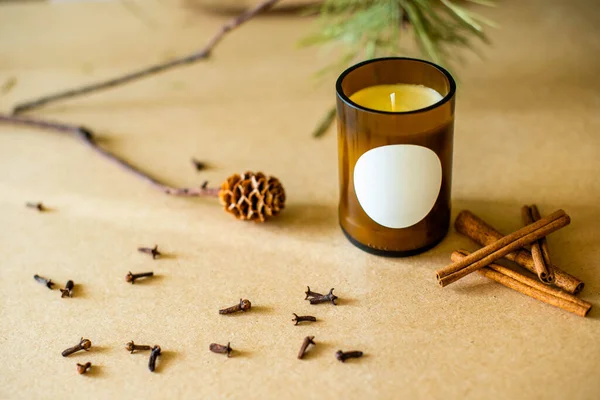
[0,113,219,197]
[12,0,281,115]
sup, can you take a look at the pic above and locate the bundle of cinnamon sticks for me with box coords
[436,207,591,317]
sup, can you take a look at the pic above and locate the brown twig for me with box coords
[0,113,219,197]
[12,0,281,115]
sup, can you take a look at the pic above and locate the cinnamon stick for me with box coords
[436,210,570,287]
[521,205,554,284]
[530,205,552,266]
[451,250,591,317]
[454,210,584,294]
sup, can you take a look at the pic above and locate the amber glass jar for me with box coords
[336,57,456,256]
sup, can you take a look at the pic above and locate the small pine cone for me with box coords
[218,172,286,222]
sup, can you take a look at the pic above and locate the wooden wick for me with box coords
[436,210,570,287]
[451,250,591,317]
[454,210,584,294]
[521,205,554,284]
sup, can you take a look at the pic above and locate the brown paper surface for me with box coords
[1,1,599,399]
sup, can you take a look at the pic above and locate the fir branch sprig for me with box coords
[304,0,496,137]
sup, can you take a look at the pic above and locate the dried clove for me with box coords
[137,245,161,259]
[60,280,74,298]
[304,286,323,300]
[309,288,338,305]
[335,350,363,363]
[125,271,154,284]
[126,341,152,354]
[77,362,92,375]
[62,338,92,357]
[209,342,232,357]
[297,336,315,359]
[191,158,206,171]
[148,345,161,372]
[219,299,251,314]
[34,274,54,289]
[292,313,317,325]
[26,202,46,212]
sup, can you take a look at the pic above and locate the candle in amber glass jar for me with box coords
[336,58,456,257]
[349,84,443,113]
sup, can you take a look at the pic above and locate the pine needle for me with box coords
[302,0,496,137]
[312,106,337,138]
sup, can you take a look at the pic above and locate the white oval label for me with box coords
[353,144,442,229]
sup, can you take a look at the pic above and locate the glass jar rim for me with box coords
[335,57,456,115]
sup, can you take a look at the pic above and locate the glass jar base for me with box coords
[340,224,447,257]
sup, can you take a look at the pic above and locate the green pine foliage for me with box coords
[303,0,496,136]
[302,0,496,74]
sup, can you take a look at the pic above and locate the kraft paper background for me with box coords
[1,1,599,399]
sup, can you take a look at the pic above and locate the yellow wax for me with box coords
[349,84,443,112]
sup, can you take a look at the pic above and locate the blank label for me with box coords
[353,145,442,229]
